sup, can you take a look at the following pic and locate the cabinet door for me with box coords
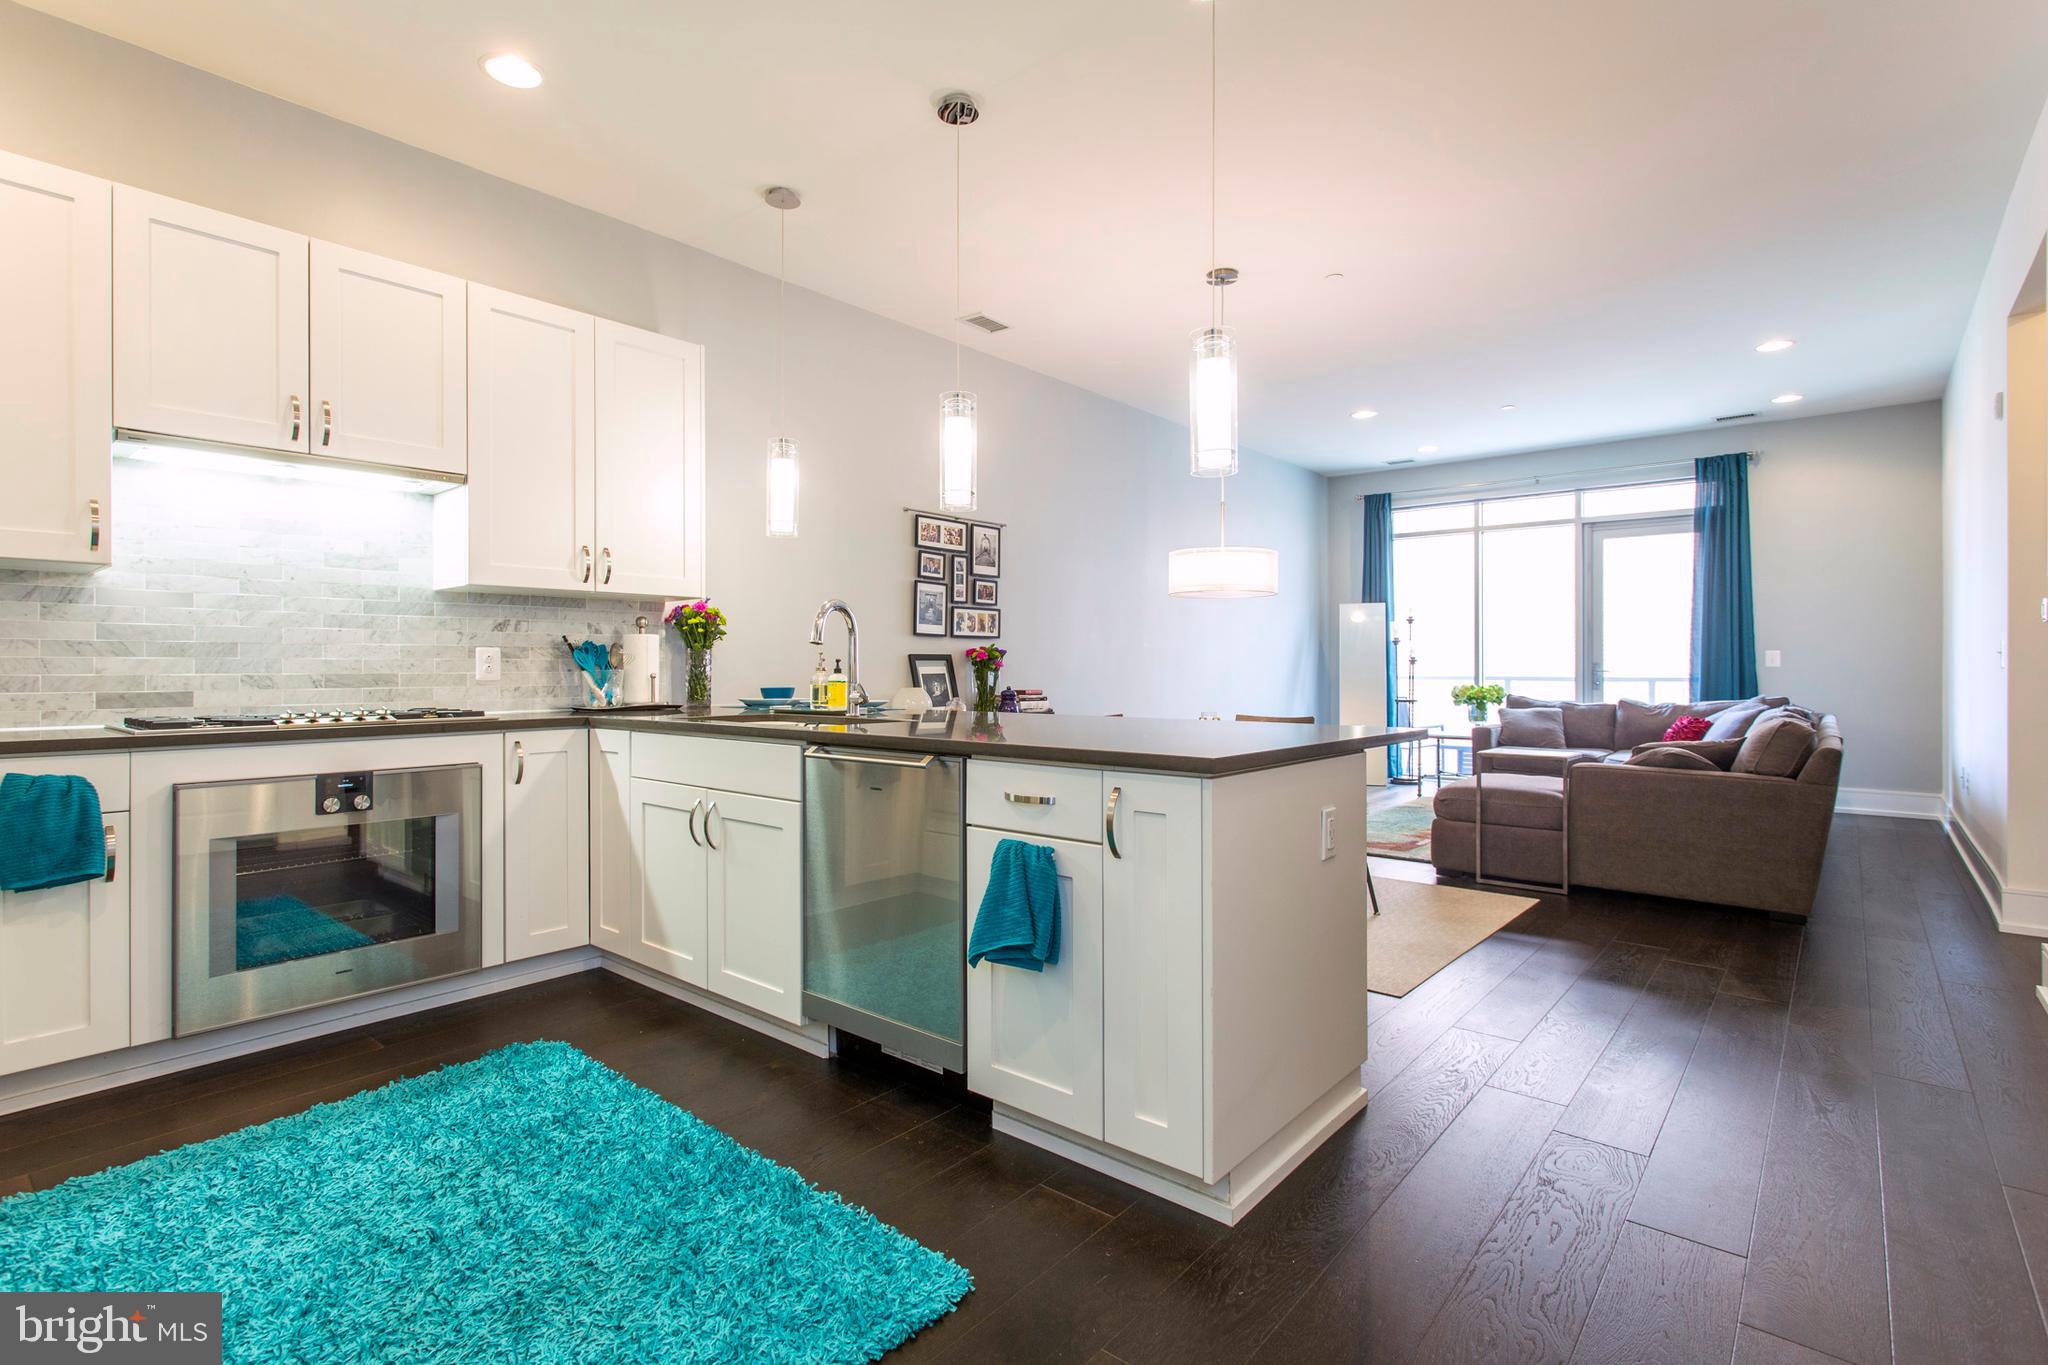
[458,283,594,592]
[629,777,708,986]
[503,730,590,961]
[310,240,465,475]
[589,729,635,956]
[0,813,127,1078]
[0,151,111,571]
[966,828,1104,1138]
[113,187,308,451]
[1101,772,1206,1174]
[703,790,802,1024]
[593,319,704,599]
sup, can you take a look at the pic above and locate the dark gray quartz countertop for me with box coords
[0,707,1424,777]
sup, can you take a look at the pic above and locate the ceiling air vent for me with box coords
[1714,411,1758,423]
[958,312,1009,333]
[1385,458,1417,466]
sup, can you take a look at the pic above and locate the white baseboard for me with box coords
[1944,808,2048,939]
[1836,787,1944,819]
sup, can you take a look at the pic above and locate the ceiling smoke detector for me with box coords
[958,312,1009,334]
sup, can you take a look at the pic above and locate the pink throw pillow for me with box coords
[1663,715,1711,743]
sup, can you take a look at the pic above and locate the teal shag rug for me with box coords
[0,1041,971,1363]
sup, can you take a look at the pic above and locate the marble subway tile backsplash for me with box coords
[0,461,665,726]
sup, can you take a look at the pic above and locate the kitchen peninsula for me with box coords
[0,708,1418,1224]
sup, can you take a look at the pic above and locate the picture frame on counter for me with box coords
[970,523,1001,575]
[915,513,968,552]
[972,578,998,606]
[952,607,1000,639]
[916,550,947,581]
[908,653,959,709]
[951,555,969,603]
[913,581,948,636]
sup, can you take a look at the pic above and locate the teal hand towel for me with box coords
[969,838,1061,972]
[0,773,106,892]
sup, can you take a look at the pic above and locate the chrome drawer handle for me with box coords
[88,498,101,551]
[321,398,334,447]
[704,801,721,851]
[289,394,302,442]
[687,798,703,847]
[512,740,525,785]
[1004,793,1055,806]
[1106,786,1122,859]
[103,825,117,883]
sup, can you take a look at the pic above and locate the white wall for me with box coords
[0,2,1326,721]
[1324,402,1946,803]
[1943,86,2048,931]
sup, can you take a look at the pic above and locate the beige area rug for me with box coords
[1368,878,1540,996]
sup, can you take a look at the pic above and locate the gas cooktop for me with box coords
[122,707,488,732]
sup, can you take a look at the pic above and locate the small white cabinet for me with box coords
[114,187,310,452]
[0,813,128,1079]
[629,777,710,986]
[589,728,634,956]
[310,241,466,475]
[702,789,802,1023]
[503,730,590,961]
[0,150,111,572]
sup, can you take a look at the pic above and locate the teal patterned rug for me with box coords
[0,1042,971,1363]
[1369,794,1437,863]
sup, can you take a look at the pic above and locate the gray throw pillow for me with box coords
[1703,704,1767,741]
[1505,694,1616,749]
[1498,706,1567,748]
[1629,737,1745,770]
[1615,698,1737,749]
[1625,746,1722,771]
[1733,714,1818,777]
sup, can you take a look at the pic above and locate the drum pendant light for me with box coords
[763,186,801,538]
[938,92,980,513]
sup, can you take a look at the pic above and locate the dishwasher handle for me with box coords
[803,745,937,770]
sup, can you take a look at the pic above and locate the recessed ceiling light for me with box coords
[1350,408,1378,420]
[1771,393,1803,404]
[481,53,543,88]
[1325,272,1345,281]
[1499,404,1517,412]
[1418,444,1440,454]
[1756,338,1795,353]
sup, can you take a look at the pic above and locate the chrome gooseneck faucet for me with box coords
[808,599,865,715]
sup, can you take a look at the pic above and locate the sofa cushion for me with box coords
[1498,707,1566,748]
[1433,774,1564,830]
[1703,704,1767,741]
[1629,738,1745,770]
[1506,694,1617,749]
[1734,713,1817,777]
[1615,698,1738,749]
[1625,746,1723,771]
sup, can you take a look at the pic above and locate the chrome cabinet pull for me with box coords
[705,802,721,852]
[88,498,101,551]
[321,398,333,447]
[1105,786,1122,859]
[579,545,593,583]
[289,394,302,442]
[512,740,525,785]
[687,798,703,847]
[1004,792,1055,806]
[103,825,116,883]
[601,547,613,585]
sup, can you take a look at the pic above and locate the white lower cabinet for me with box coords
[503,730,590,961]
[629,778,710,987]
[702,790,803,1024]
[589,729,634,955]
[966,828,1103,1139]
[0,813,128,1078]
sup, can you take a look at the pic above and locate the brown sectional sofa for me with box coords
[1430,696,1842,918]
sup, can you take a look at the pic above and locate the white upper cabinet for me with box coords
[309,241,465,475]
[0,150,111,571]
[436,283,596,593]
[113,187,309,452]
[594,319,705,598]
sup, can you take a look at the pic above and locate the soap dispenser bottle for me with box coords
[827,659,848,711]
[810,651,829,708]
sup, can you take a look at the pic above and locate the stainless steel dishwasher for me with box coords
[801,744,965,1071]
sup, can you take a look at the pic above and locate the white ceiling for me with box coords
[27,0,2048,474]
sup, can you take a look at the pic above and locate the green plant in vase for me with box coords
[666,599,728,707]
[1450,681,1505,722]
[964,645,1007,713]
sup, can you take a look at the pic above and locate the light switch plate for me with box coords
[474,646,501,681]
[1763,649,1782,668]
[1320,806,1337,861]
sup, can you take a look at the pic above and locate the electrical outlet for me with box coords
[1763,649,1782,668]
[474,646,501,682]
[1320,806,1337,861]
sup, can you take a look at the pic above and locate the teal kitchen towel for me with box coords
[968,837,1061,971]
[0,773,106,892]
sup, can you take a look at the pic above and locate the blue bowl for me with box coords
[759,686,796,700]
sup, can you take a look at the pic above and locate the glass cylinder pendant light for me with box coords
[1190,268,1239,477]
[763,186,801,537]
[938,92,980,513]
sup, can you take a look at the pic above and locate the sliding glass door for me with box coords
[1584,516,1694,703]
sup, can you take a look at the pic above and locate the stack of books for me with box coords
[1012,688,1054,714]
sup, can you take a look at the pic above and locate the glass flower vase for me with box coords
[686,646,713,707]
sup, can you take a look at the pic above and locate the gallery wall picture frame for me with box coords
[908,653,959,709]
[913,581,948,636]
[915,513,968,552]
[970,523,1001,576]
[917,550,947,581]
[971,578,999,606]
[950,554,969,603]
[951,607,1000,639]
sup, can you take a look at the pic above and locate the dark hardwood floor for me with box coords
[4,814,2047,1362]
